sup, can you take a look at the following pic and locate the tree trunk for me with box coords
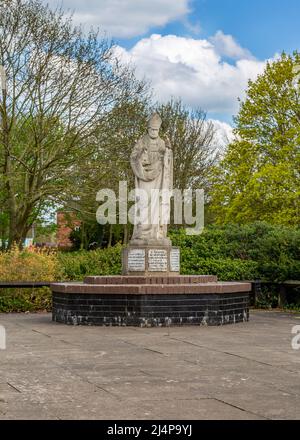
[8,222,29,248]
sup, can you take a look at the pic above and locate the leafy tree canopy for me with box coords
[210,52,300,226]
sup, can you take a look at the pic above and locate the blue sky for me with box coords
[45,0,300,138]
[120,0,300,59]
[199,0,299,59]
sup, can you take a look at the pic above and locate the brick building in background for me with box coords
[56,211,81,249]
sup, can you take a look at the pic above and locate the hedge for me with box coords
[0,222,299,311]
[57,222,300,282]
[0,245,62,312]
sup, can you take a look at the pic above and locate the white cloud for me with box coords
[210,119,235,151]
[209,30,254,60]
[114,33,268,114]
[45,0,190,38]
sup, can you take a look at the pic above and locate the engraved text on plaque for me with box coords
[148,249,168,272]
[128,249,145,271]
[170,248,180,272]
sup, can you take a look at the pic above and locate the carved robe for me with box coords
[130,134,173,245]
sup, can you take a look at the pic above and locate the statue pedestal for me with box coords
[122,245,180,276]
[51,275,251,327]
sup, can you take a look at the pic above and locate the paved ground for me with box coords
[0,310,300,420]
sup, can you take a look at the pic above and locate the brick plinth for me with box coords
[84,275,218,284]
[52,292,249,327]
[51,277,251,327]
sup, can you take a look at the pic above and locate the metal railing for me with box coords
[0,282,52,288]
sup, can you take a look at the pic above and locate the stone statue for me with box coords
[130,113,173,246]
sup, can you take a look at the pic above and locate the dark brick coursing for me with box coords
[52,292,249,327]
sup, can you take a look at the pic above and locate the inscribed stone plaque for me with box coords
[148,249,168,272]
[128,249,145,271]
[170,248,180,272]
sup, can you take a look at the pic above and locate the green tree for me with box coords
[210,52,300,225]
[66,98,150,246]
[0,0,146,247]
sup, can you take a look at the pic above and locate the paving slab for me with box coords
[0,310,300,419]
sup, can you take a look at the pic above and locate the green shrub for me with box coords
[58,244,122,280]
[254,284,281,309]
[170,222,300,282]
[180,253,259,281]
[0,245,63,312]
[57,223,300,283]
[0,287,52,312]
[1,222,299,312]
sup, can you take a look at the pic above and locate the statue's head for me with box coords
[147,113,162,139]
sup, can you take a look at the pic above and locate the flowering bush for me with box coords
[0,245,63,312]
[0,245,62,281]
